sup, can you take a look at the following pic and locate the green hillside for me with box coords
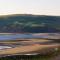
[0,14,60,33]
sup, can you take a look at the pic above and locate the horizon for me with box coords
[0,13,60,16]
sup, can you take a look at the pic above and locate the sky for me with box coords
[0,0,60,16]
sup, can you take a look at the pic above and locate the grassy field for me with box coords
[0,55,52,60]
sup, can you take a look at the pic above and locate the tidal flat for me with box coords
[0,33,60,60]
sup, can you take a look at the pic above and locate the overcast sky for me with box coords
[0,0,60,16]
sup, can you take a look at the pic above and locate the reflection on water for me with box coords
[0,33,48,40]
[0,46,12,49]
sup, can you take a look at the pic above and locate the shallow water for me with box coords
[0,33,48,40]
[0,46,12,49]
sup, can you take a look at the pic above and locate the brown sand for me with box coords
[0,44,59,55]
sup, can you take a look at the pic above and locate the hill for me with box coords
[0,14,60,33]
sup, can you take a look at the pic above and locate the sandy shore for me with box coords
[0,39,52,43]
[0,38,59,57]
[0,44,59,55]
